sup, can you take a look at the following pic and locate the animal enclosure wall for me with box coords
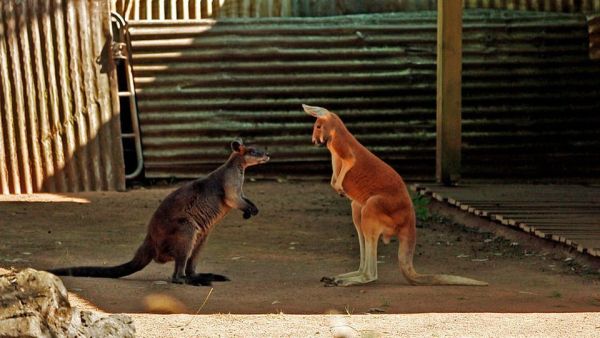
[0,0,125,194]
[115,0,600,20]
[128,10,600,180]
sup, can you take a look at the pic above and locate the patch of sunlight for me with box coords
[135,77,157,84]
[0,194,90,204]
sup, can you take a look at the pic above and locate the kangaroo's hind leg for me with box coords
[333,196,386,286]
[322,201,365,286]
[321,201,365,286]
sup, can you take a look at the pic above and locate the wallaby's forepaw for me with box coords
[243,206,259,219]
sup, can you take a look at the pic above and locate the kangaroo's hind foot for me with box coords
[321,274,376,287]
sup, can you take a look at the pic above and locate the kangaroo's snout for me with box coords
[312,137,326,147]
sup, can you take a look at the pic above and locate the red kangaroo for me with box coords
[304,104,487,286]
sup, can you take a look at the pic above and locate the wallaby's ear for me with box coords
[302,104,328,118]
[231,138,244,153]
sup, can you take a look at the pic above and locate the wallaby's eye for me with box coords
[249,149,257,156]
[316,125,321,129]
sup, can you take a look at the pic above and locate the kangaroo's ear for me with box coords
[231,138,244,153]
[302,104,328,117]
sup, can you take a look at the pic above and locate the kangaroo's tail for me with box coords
[48,237,154,279]
[398,228,488,286]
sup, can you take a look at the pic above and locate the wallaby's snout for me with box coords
[231,139,270,167]
[248,149,270,166]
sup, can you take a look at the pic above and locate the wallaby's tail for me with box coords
[398,229,488,286]
[48,237,154,279]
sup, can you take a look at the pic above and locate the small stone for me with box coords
[152,281,168,285]
[366,307,386,314]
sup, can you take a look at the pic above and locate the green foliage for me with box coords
[549,291,562,298]
[412,194,431,222]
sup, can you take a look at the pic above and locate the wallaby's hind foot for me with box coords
[188,273,230,286]
[172,273,230,286]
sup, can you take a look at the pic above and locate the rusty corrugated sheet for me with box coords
[116,0,600,20]
[128,10,600,180]
[0,0,125,194]
[589,15,600,59]
[464,0,600,13]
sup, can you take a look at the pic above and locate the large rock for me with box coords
[0,268,135,338]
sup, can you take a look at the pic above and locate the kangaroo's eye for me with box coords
[316,125,321,129]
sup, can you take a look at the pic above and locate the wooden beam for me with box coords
[436,0,463,185]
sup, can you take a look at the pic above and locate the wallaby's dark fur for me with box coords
[49,139,269,286]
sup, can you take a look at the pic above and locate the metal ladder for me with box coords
[111,12,144,180]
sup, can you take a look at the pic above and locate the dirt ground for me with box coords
[1,181,599,315]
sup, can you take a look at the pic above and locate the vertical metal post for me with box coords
[436,0,463,185]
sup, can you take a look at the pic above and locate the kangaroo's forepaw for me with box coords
[331,181,345,195]
[333,185,345,197]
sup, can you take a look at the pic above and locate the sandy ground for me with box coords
[125,312,600,337]
[1,181,599,336]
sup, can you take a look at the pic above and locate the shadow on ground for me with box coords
[1,181,598,314]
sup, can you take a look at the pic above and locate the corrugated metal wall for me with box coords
[117,0,600,20]
[128,10,600,180]
[460,11,600,179]
[590,14,600,59]
[0,0,125,194]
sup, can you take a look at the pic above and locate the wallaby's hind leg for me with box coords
[169,220,196,284]
[184,236,207,277]
[172,256,189,284]
[184,237,229,286]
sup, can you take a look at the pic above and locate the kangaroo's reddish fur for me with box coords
[304,104,487,286]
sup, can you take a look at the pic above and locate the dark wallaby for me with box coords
[48,139,270,286]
